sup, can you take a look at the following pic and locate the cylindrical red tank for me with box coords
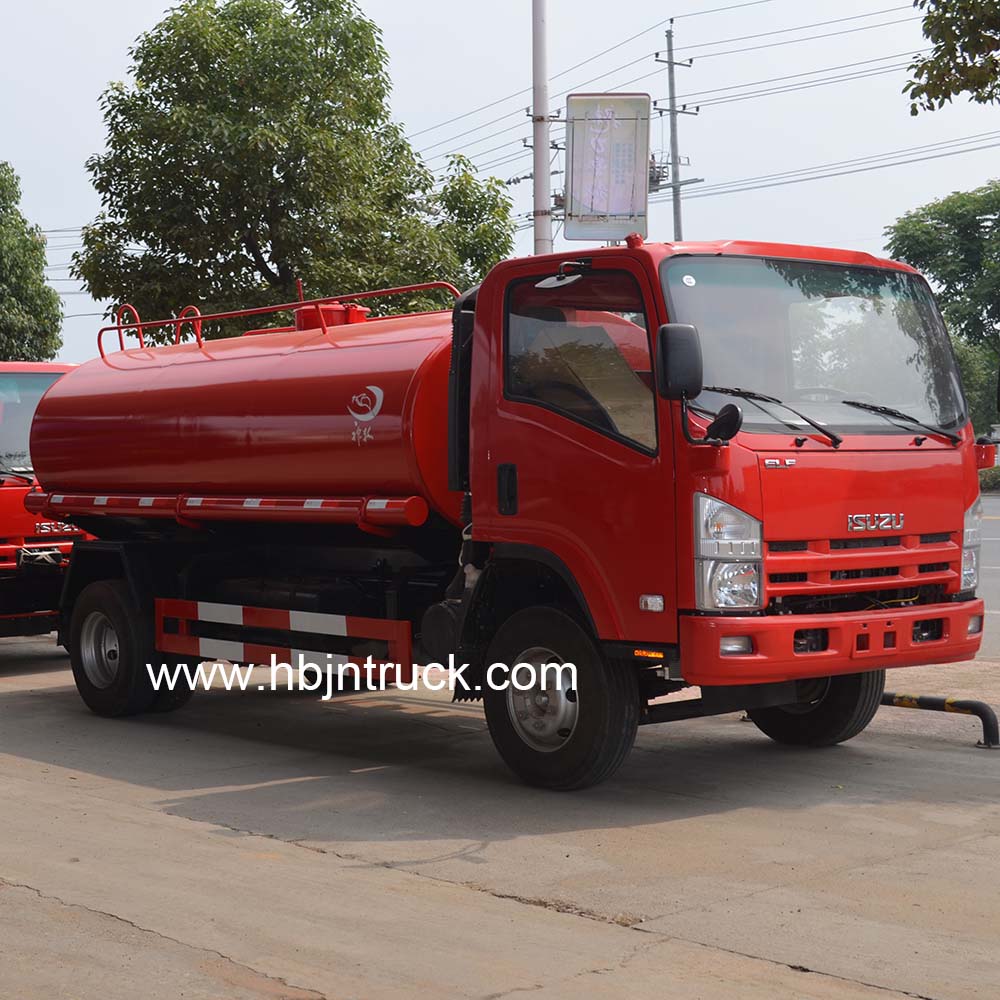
[30,310,462,524]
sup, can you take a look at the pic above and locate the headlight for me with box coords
[962,496,982,591]
[699,560,762,609]
[694,495,763,610]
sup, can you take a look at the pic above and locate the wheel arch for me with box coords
[454,544,600,701]
[59,540,168,644]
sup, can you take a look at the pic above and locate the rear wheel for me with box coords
[747,670,885,746]
[149,673,197,713]
[483,607,639,790]
[70,580,158,717]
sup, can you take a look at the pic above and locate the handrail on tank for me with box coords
[175,305,203,346]
[96,281,460,359]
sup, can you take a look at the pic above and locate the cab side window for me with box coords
[505,270,656,452]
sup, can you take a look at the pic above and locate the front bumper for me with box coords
[680,598,985,686]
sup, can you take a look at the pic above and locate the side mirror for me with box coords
[656,324,703,400]
[705,403,743,442]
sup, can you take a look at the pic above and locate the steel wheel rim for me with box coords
[80,611,121,689]
[505,646,579,752]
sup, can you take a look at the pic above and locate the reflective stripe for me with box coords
[197,602,244,626]
[289,610,347,635]
[198,638,245,661]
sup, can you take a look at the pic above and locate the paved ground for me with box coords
[1,537,999,998]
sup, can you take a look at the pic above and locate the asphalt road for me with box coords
[1,536,999,999]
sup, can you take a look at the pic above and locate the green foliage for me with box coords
[980,466,1000,491]
[0,162,62,360]
[951,337,997,435]
[884,182,1000,351]
[906,0,1000,115]
[73,0,514,342]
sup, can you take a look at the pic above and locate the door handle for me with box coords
[497,464,518,515]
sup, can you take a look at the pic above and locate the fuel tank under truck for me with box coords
[29,305,463,528]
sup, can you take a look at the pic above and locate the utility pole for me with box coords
[656,22,700,242]
[531,0,553,255]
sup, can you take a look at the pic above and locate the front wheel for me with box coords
[482,607,639,790]
[747,670,885,747]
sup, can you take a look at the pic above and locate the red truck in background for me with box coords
[25,240,993,788]
[0,362,82,637]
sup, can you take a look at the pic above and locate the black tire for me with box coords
[149,674,197,713]
[482,607,639,790]
[69,580,158,717]
[747,670,885,747]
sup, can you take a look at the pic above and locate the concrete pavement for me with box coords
[1,629,998,999]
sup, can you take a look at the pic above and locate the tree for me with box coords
[0,162,62,360]
[906,0,1000,114]
[73,0,514,342]
[951,337,997,435]
[884,181,1000,351]
[885,183,1000,433]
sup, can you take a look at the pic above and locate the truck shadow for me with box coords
[1,674,995,860]
[0,637,69,677]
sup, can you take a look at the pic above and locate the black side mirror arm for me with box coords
[680,397,725,448]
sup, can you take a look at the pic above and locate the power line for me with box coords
[674,0,783,18]
[664,49,929,102]
[437,51,921,172]
[423,9,923,166]
[693,62,911,109]
[692,15,921,61]
[407,0,786,142]
[662,130,1000,193]
[671,5,911,54]
[648,132,1000,203]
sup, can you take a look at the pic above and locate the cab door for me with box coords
[475,256,677,644]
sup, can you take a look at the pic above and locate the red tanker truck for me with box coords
[0,362,83,637]
[26,239,992,787]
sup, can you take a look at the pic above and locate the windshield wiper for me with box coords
[0,466,34,485]
[841,400,961,446]
[703,386,843,448]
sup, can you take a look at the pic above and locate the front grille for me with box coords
[769,540,808,552]
[831,566,899,581]
[766,527,960,611]
[830,536,901,550]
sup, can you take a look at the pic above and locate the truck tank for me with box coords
[29,302,463,528]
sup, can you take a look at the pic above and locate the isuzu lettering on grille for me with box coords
[847,513,905,532]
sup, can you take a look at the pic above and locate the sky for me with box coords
[1,0,998,363]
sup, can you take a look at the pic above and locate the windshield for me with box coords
[0,373,62,472]
[662,256,966,436]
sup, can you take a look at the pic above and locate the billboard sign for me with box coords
[564,93,651,241]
